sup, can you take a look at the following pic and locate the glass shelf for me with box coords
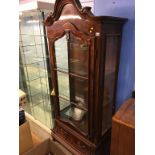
[20,35,45,46]
[27,80,42,96]
[21,64,50,81]
[58,96,88,111]
[20,43,45,48]
[31,93,44,105]
[22,66,40,81]
[60,104,88,135]
[19,34,46,37]
[20,45,46,62]
[54,68,88,80]
[21,56,47,66]
[61,105,86,122]
[20,57,49,65]
[70,61,88,77]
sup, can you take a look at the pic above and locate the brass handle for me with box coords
[51,88,56,96]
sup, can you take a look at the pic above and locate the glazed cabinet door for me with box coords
[49,30,94,137]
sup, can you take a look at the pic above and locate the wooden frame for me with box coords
[45,0,127,154]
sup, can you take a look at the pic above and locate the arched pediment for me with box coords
[44,0,95,26]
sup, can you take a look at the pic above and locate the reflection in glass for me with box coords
[20,11,44,35]
[31,93,43,105]
[70,76,88,108]
[55,36,69,71]
[59,98,70,111]
[57,72,70,99]
[69,34,89,77]
[60,104,88,134]
[23,66,40,81]
[54,33,89,135]
[61,105,86,121]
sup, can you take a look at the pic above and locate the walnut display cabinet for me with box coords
[45,0,127,154]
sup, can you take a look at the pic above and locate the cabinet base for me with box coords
[51,120,111,155]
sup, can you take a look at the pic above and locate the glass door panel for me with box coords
[59,97,70,111]
[53,33,89,135]
[70,76,88,108]
[57,71,70,100]
[69,34,89,77]
[55,35,69,72]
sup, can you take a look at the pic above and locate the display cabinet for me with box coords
[45,0,127,154]
[19,0,54,128]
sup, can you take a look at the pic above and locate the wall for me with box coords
[94,0,135,110]
[80,0,94,12]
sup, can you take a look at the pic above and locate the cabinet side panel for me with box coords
[101,23,123,135]
[102,35,121,134]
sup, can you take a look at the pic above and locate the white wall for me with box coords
[20,0,94,13]
[80,0,94,13]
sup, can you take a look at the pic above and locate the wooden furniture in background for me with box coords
[45,0,127,154]
[110,98,135,155]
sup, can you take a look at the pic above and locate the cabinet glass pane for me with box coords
[57,72,70,100]
[55,35,69,72]
[19,11,44,35]
[31,93,43,106]
[59,98,70,111]
[19,9,53,129]
[70,76,88,108]
[60,103,88,135]
[36,44,46,58]
[69,34,89,77]
[23,66,40,81]
[20,35,35,46]
[27,79,42,96]
[54,34,89,135]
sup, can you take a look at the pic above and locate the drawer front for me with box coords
[54,124,92,154]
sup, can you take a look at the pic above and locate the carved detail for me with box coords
[80,7,94,17]
[44,0,95,26]
[47,25,93,45]
[62,22,78,31]
[54,125,90,153]
[44,12,54,26]
[45,1,127,154]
